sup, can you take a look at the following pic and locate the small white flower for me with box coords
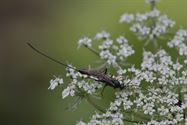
[95,31,110,40]
[158,15,175,28]
[173,62,183,71]
[147,9,160,17]
[117,44,135,60]
[136,13,148,22]
[123,100,133,110]
[130,23,150,36]
[158,106,169,116]
[143,102,155,115]
[116,36,128,44]
[62,85,75,99]
[151,24,166,37]
[98,40,113,50]
[177,29,187,37]
[48,77,63,90]
[77,37,92,48]
[110,100,122,111]
[100,50,117,65]
[120,13,134,23]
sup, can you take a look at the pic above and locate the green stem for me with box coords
[150,1,159,52]
[150,1,156,10]
[84,45,100,57]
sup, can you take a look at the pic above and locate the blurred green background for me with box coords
[0,0,186,125]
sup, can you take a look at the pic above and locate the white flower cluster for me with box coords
[141,50,175,79]
[116,36,135,61]
[120,13,134,24]
[62,81,76,99]
[168,29,187,63]
[112,91,133,111]
[99,34,134,66]
[120,8,175,43]
[77,31,135,67]
[99,50,117,66]
[141,50,187,86]
[78,36,92,48]
[95,31,110,40]
[48,76,63,90]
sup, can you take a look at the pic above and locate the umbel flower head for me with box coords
[120,0,175,47]
[46,0,187,124]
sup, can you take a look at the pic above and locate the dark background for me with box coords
[0,0,187,125]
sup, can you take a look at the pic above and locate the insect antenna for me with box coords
[27,42,79,71]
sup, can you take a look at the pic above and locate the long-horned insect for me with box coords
[27,42,125,90]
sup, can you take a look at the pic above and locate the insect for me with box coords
[27,43,125,90]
